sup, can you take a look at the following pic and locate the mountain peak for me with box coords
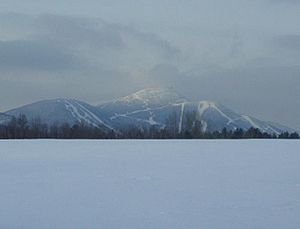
[198,100,218,107]
[116,87,187,105]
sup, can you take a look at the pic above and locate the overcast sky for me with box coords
[0,0,300,129]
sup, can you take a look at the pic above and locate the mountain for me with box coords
[98,88,295,134]
[0,113,12,125]
[5,99,114,130]
[2,88,297,134]
[98,87,187,129]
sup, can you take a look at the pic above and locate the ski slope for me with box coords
[0,140,300,229]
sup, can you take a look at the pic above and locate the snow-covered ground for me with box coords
[0,140,300,229]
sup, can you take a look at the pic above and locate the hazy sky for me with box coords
[0,0,300,129]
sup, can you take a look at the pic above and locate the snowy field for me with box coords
[0,140,300,229]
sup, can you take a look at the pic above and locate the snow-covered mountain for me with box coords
[98,88,295,134]
[5,99,114,130]
[1,88,296,134]
[98,88,187,129]
[0,113,12,125]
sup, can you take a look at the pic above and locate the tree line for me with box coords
[0,113,299,139]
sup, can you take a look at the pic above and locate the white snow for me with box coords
[197,101,236,128]
[64,99,99,127]
[264,125,281,135]
[1,140,300,229]
[197,101,210,118]
[201,120,208,132]
[115,88,186,105]
[72,101,114,130]
[178,103,185,133]
[64,99,83,122]
[242,115,281,135]
[210,103,234,124]
[148,116,157,125]
[110,108,152,119]
[63,100,113,130]
[242,115,261,129]
[148,111,158,125]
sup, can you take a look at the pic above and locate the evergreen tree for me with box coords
[279,132,290,139]
[7,116,17,139]
[289,132,299,139]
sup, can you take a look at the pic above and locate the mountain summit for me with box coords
[115,87,187,105]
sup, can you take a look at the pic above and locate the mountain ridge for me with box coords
[0,88,297,134]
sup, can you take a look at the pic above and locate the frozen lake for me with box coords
[0,140,300,229]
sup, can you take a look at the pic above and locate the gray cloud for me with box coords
[269,0,300,3]
[0,13,181,109]
[34,14,124,49]
[0,40,78,71]
[265,34,300,66]
[272,34,300,50]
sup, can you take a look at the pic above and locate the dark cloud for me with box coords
[0,13,180,74]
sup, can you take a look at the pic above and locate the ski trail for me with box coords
[197,101,210,118]
[73,101,114,130]
[64,100,90,124]
[201,120,208,132]
[243,115,280,135]
[148,111,158,125]
[210,103,234,123]
[264,126,280,135]
[242,115,261,129]
[178,103,185,133]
